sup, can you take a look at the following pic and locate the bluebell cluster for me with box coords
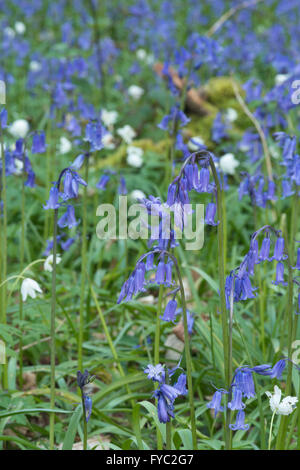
[144,363,188,423]
[224,225,300,309]
[117,250,176,304]
[207,360,288,431]
[0,108,45,189]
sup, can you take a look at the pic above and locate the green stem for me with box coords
[78,157,89,371]
[276,198,298,450]
[172,256,197,450]
[235,316,266,449]
[19,148,26,389]
[268,410,276,450]
[165,371,172,450]
[0,129,7,388]
[49,209,58,450]
[89,283,135,408]
[81,394,87,451]
[44,110,52,241]
[155,284,164,450]
[209,157,230,448]
[154,285,164,365]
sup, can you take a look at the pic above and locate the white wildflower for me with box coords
[219,153,239,175]
[44,254,62,273]
[29,61,42,72]
[101,109,118,128]
[59,136,72,154]
[21,278,42,302]
[128,85,144,100]
[266,385,298,415]
[117,125,136,144]
[102,132,116,150]
[188,136,205,151]
[275,74,290,86]
[136,49,147,61]
[130,189,146,201]
[224,108,238,123]
[9,119,30,139]
[126,146,143,167]
[14,21,26,34]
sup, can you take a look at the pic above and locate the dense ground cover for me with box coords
[0,0,299,451]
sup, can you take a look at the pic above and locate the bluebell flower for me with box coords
[267,359,286,379]
[43,236,63,256]
[229,410,249,431]
[250,364,273,375]
[60,237,75,251]
[62,169,87,200]
[176,132,190,158]
[85,120,106,151]
[228,387,245,411]
[282,180,295,198]
[25,170,35,188]
[259,237,271,261]
[167,182,178,206]
[118,176,127,195]
[24,156,36,188]
[31,131,46,154]
[271,237,287,261]
[66,116,82,137]
[266,180,277,201]
[239,274,257,301]
[144,364,165,382]
[247,240,259,275]
[197,167,210,193]
[272,262,287,286]
[145,363,188,423]
[84,396,92,423]
[161,299,177,322]
[211,113,228,143]
[158,105,190,134]
[14,138,24,157]
[207,389,227,417]
[204,202,218,226]
[165,261,174,285]
[0,108,8,129]
[77,369,95,423]
[160,383,182,402]
[43,185,60,210]
[173,373,188,396]
[146,252,155,271]
[186,311,194,335]
[96,174,110,190]
[155,260,166,284]
[71,154,85,170]
[155,390,174,423]
[57,205,79,229]
[233,368,256,399]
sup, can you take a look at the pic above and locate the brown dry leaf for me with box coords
[153,62,212,116]
[172,321,185,342]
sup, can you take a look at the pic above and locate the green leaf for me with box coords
[132,403,144,450]
[0,408,73,419]
[174,429,193,450]
[7,357,17,390]
[140,401,166,442]
[62,405,82,450]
